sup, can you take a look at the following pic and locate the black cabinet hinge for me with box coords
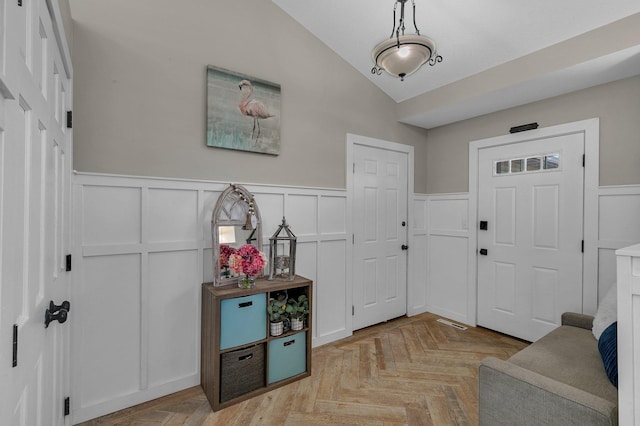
[12,324,18,367]
[66,111,72,129]
[64,397,70,416]
[66,254,72,272]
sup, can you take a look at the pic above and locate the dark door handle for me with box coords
[44,308,68,328]
[401,245,409,251]
[49,300,70,314]
[45,300,70,328]
[479,248,488,256]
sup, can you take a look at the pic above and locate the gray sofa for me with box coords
[479,312,618,425]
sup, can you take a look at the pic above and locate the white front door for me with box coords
[0,0,72,424]
[477,133,584,342]
[352,142,408,330]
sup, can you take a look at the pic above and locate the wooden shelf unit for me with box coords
[201,276,312,411]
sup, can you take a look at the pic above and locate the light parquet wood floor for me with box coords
[79,313,528,426]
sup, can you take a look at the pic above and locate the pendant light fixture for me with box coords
[371,0,443,81]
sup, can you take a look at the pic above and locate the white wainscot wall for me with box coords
[421,185,640,328]
[596,185,640,306]
[71,173,349,423]
[421,194,471,325]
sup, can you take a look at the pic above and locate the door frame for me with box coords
[468,118,599,326]
[346,133,415,333]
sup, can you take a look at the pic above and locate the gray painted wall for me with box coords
[69,0,429,192]
[425,75,640,194]
[69,1,640,195]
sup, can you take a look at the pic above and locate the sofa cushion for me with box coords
[508,325,617,404]
[598,321,618,388]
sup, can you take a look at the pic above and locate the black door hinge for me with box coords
[66,254,72,272]
[66,111,72,129]
[352,306,355,316]
[582,154,585,167]
[12,324,18,367]
[64,397,70,416]
[581,240,584,253]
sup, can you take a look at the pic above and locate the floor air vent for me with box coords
[437,318,468,331]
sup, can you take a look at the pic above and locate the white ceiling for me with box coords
[273,0,640,128]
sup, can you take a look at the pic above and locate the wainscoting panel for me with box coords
[425,194,471,325]
[71,173,349,423]
[147,250,199,389]
[77,254,142,409]
[596,185,640,307]
[408,196,428,315]
[316,239,350,343]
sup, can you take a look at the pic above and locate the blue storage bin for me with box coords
[220,293,267,350]
[268,332,306,384]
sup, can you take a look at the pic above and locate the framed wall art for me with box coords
[206,66,281,155]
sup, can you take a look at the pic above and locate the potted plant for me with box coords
[267,298,289,336]
[286,294,309,331]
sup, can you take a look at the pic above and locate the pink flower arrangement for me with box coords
[219,244,236,269]
[228,244,268,277]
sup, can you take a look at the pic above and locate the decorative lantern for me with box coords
[268,217,297,281]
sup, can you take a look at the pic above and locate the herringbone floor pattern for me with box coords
[79,313,528,425]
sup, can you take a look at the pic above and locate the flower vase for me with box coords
[238,275,255,289]
[291,317,304,331]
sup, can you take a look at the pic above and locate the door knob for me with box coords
[44,308,68,328]
[44,300,71,328]
[49,300,70,314]
[401,245,409,251]
[479,248,488,256]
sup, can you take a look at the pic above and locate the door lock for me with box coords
[479,248,488,256]
[401,245,409,251]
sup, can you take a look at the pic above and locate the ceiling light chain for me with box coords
[371,0,443,81]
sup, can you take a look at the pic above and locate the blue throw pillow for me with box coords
[598,321,618,388]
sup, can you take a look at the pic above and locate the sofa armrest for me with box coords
[479,357,617,426]
[561,312,594,330]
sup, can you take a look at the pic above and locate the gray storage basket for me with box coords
[220,343,266,403]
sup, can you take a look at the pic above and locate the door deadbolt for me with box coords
[479,248,488,256]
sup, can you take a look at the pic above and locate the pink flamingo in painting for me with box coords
[238,80,274,141]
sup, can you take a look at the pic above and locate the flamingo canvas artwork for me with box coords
[206,66,280,155]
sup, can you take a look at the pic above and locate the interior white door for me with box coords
[353,143,408,330]
[477,133,584,342]
[0,0,72,424]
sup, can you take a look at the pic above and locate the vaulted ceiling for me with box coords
[273,1,640,128]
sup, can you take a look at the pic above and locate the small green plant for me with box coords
[286,295,309,320]
[268,298,289,323]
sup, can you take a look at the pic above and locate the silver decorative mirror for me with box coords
[212,184,263,286]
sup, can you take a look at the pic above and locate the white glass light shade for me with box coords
[372,34,435,79]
